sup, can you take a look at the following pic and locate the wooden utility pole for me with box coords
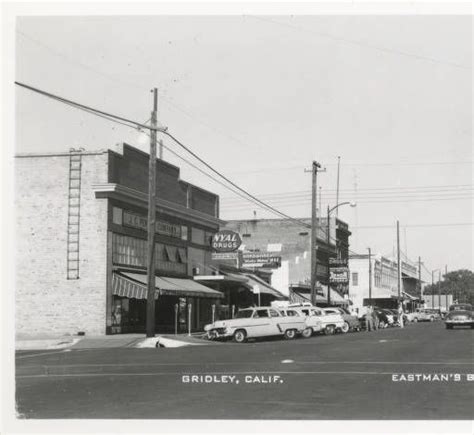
[418,256,422,306]
[445,265,448,309]
[335,156,341,218]
[397,220,401,301]
[438,270,441,309]
[146,88,158,338]
[368,247,372,304]
[306,161,324,306]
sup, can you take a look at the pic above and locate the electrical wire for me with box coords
[15,80,312,230]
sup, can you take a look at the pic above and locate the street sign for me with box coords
[252,285,260,294]
[329,267,349,283]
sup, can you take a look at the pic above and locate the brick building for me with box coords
[15,143,224,336]
[224,217,351,305]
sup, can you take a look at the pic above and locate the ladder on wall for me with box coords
[67,152,82,279]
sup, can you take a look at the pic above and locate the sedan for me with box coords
[445,304,473,329]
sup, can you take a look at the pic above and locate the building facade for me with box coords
[224,217,351,305]
[348,254,422,314]
[15,143,224,336]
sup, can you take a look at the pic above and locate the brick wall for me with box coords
[15,152,109,337]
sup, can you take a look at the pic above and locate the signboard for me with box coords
[211,230,242,252]
[329,258,348,267]
[123,211,181,238]
[211,252,240,261]
[242,252,281,269]
[329,267,349,283]
[252,285,260,294]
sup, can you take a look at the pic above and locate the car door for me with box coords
[252,308,274,337]
[268,308,285,335]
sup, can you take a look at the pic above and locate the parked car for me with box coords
[322,307,361,332]
[297,306,346,336]
[445,304,473,329]
[204,307,306,343]
[376,308,396,327]
[278,307,313,338]
[411,308,440,322]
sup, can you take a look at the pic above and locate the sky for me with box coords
[13,13,473,277]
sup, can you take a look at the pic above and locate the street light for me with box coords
[326,202,357,305]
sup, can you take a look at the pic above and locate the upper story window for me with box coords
[352,272,359,286]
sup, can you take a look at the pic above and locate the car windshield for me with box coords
[235,310,254,319]
[450,305,472,311]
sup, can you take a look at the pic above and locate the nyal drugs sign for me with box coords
[211,230,242,252]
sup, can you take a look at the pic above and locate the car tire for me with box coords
[430,316,434,322]
[301,327,313,338]
[233,329,247,343]
[341,322,350,333]
[413,318,418,323]
[324,325,336,335]
[284,329,297,340]
[379,321,386,329]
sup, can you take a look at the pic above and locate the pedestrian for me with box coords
[365,305,373,332]
[398,303,404,328]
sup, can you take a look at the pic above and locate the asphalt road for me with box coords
[15,322,473,419]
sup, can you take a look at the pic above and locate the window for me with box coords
[352,272,359,286]
[191,228,205,245]
[112,207,123,225]
[286,310,298,317]
[269,309,280,318]
[180,226,188,241]
[255,310,269,318]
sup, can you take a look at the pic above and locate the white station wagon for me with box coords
[204,307,307,343]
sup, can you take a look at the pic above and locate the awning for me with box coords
[403,291,418,301]
[242,273,287,300]
[112,272,224,299]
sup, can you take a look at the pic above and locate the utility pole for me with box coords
[445,265,448,309]
[418,256,422,307]
[306,161,325,306]
[368,248,372,305]
[336,156,341,218]
[438,270,441,310]
[146,88,158,338]
[431,271,435,308]
[397,220,401,301]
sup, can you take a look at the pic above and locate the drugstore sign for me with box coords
[211,230,242,252]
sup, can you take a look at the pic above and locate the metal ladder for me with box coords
[67,151,82,279]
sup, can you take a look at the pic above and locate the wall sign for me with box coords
[242,252,281,269]
[329,267,349,283]
[122,210,182,239]
[211,230,242,252]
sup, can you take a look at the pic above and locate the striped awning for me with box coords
[112,273,158,300]
[112,272,224,300]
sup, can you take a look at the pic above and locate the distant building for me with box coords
[15,143,224,336]
[224,217,351,306]
[348,253,423,314]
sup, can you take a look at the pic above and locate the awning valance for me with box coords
[112,272,224,300]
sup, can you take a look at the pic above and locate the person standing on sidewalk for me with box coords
[398,303,405,328]
[365,305,373,331]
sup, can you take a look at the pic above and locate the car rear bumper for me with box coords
[445,320,473,326]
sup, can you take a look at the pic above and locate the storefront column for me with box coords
[105,230,114,334]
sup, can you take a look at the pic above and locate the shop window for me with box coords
[352,272,358,286]
[165,245,177,263]
[177,248,187,263]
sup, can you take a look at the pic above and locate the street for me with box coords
[16,322,473,419]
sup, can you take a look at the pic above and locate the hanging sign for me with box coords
[211,230,242,252]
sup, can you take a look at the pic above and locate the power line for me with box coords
[248,16,472,71]
[220,184,474,200]
[15,80,313,230]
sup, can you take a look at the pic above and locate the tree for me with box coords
[423,269,474,305]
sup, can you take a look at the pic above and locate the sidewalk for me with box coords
[16,332,213,350]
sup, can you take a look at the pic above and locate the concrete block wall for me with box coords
[15,152,109,337]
